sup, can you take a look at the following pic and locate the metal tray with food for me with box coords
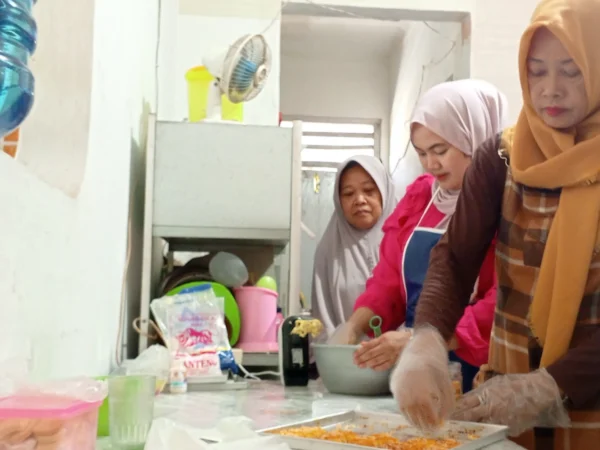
[259,410,508,450]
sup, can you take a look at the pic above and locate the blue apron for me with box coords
[401,194,478,392]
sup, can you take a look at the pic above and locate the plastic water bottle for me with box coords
[0,0,37,137]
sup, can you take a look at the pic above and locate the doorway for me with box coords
[279,5,470,309]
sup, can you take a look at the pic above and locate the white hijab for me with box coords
[311,155,397,337]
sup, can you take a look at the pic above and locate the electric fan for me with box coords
[203,34,272,122]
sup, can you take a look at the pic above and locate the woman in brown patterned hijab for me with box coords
[389,0,600,448]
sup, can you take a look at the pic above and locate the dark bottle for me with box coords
[278,312,314,387]
[0,0,37,136]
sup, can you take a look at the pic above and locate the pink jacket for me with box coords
[354,174,496,367]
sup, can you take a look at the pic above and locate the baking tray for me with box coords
[259,410,508,450]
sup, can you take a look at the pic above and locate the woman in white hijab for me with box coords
[311,155,397,338]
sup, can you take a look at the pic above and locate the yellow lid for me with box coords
[185,66,214,82]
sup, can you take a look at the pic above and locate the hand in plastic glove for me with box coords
[328,322,362,345]
[390,327,453,432]
[353,330,412,371]
[452,369,570,437]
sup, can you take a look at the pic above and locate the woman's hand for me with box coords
[328,308,374,345]
[353,330,412,371]
[452,369,570,437]
[391,327,454,433]
[328,322,361,345]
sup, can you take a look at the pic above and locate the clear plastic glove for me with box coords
[390,327,453,432]
[452,368,570,436]
[353,330,412,371]
[328,322,362,345]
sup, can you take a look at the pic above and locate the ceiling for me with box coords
[281,15,407,62]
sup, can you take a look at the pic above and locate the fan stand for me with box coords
[203,80,244,124]
[205,81,222,121]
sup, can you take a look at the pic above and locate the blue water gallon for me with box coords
[0,0,37,137]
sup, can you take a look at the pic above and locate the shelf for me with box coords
[240,352,279,367]
[155,226,290,247]
[138,117,303,356]
[153,121,293,233]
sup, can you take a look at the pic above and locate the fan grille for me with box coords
[223,34,271,103]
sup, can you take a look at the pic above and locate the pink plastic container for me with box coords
[0,394,103,450]
[234,286,281,352]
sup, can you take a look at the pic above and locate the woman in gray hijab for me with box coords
[311,155,397,338]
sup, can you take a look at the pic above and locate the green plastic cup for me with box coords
[108,375,156,450]
[95,376,109,437]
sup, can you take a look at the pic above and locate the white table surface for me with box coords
[97,380,525,449]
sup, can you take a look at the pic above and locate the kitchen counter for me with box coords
[134,380,525,449]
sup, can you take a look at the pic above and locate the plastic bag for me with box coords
[177,286,238,374]
[151,288,237,377]
[126,345,171,374]
[0,357,107,402]
[19,377,108,403]
[120,345,171,394]
[146,417,290,450]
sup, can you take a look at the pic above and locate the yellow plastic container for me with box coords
[185,66,243,122]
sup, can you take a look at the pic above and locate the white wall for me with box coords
[0,0,540,379]
[157,0,282,125]
[469,1,537,118]
[16,1,94,198]
[389,21,462,196]
[0,0,159,379]
[287,0,537,195]
[388,0,537,196]
[280,54,390,164]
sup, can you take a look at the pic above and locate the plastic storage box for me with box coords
[0,394,103,450]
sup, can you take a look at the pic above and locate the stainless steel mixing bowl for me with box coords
[312,343,392,396]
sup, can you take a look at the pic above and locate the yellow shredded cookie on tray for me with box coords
[270,426,460,449]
